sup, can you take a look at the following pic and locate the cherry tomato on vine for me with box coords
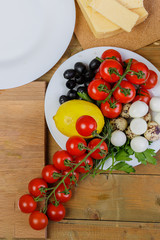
[42,165,60,184]
[101,49,122,63]
[47,203,65,222]
[113,80,136,103]
[141,70,158,89]
[29,211,48,230]
[62,169,79,186]
[123,58,138,68]
[53,150,73,170]
[94,72,102,79]
[100,97,122,119]
[133,88,151,105]
[99,59,123,83]
[55,184,72,203]
[19,194,37,213]
[88,138,108,160]
[28,178,48,197]
[76,115,97,137]
[126,62,149,85]
[75,154,93,173]
[66,136,87,156]
[88,79,111,101]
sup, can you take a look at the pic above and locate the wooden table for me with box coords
[38,35,160,239]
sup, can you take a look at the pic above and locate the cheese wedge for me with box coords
[117,0,144,9]
[89,0,139,32]
[77,0,148,38]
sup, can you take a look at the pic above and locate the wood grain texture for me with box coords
[0,82,46,239]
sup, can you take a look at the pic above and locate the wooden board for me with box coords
[0,82,46,239]
[75,0,160,50]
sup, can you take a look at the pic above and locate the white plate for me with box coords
[45,47,160,168]
[0,0,75,89]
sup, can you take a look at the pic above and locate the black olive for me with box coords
[66,80,76,89]
[59,95,69,104]
[84,70,95,81]
[77,86,87,93]
[63,69,76,79]
[67,90,78,99]
[74,62,87,75]
[89,58,101,71]
[84,79,91,88]
[75,75,85,84]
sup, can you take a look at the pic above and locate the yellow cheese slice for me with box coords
[117,0,144,9]
[89,0,139,32]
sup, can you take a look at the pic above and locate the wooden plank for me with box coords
[0,82,46,239]
[48,220,160,240]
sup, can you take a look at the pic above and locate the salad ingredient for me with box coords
[111,130,127,147]
[66,136,87,156]
[53,100,104,137]
[113,80,136,103]
[19,194,37,213]
[143,112,152,123]
[141,70,158,89]
[125,126,137,139]
[55,184,72,203]
[101,49,122,63]
[101,97,122,118]
[75,154,93,173]
[84,70,95,81]
[63,169,79,186]
[155,113,160,125]
[76,115,97,136]
[74,62,87,74]
[123,58,138,67]
[129,101,148,118]
[67,89,79,99]
[63,69,76,79]
[53,150,73,170]
[130,118,147,135]
[29,211,48,230]
[89,58,101,71]
[126,62,149,84]
[130,136,148,152]
[133,88,151,105]
[42,165,60,184]
[110,117,128,131]
[59,95,69,105]
[120,103,131,118]
[149,97,160,112]
[88,138,108,159]
[66,80,76,89]
[99,59,123,83]
[47,203,65,222]
[88,79,111,100]
[28,178,48,197]
[144,121,160,141]
[75,75,85,84]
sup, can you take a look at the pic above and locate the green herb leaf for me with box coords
[113,162,135,174]
[135,149,156,165]
[77,92,93,103]
[115,150,132,162]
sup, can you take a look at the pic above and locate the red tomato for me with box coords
[101,49,122,63]
[133,88,151,105]
[55,184,72,203]
[29,211,48,230]
[94,72,102,79]
[88,79,111,101]
[75,154,93,173]
[63,169,79,185]
[66,136,87,156]
[123,58,138,67]
[141,70,158,89]
[53,150,73,170]
[100,97,122,118]
[88,138,108,160]
[28,178,48,197]
[126,62,149,85]
[19,194,37,213]
[99,59,123,83]
[76,115,97,137]
[113,80,136,103]
[47,203,65,222]
[42,165,60,184]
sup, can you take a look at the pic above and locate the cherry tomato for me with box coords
[88,79,111,101]
[126,62,149,85]
[28,178,48,197]
[53,150,73,170]
[47,203,65,222]
[141,70,158,89]
[100,97,122,119]
[76,115,97,137]
[123,58,138,68]
[55,184,72,203]
[66,136,87,156]
[88,138,108,159]
[29,211,48,230]
[94,72,102,79]
[101,49,122,63]
[133,88,151,105]
[99,59,123,83]
[113,80,136,103]
[19,194,37,213]
[75,154,93,173]
[63,169,79,186]
[42,165,60,184]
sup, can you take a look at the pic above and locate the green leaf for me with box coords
[135,152,147,165]
[113,162,135,174]
[77,92,93,103]
[124,145,134,155]
[115,150,132,162]
[143,149,157,165]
